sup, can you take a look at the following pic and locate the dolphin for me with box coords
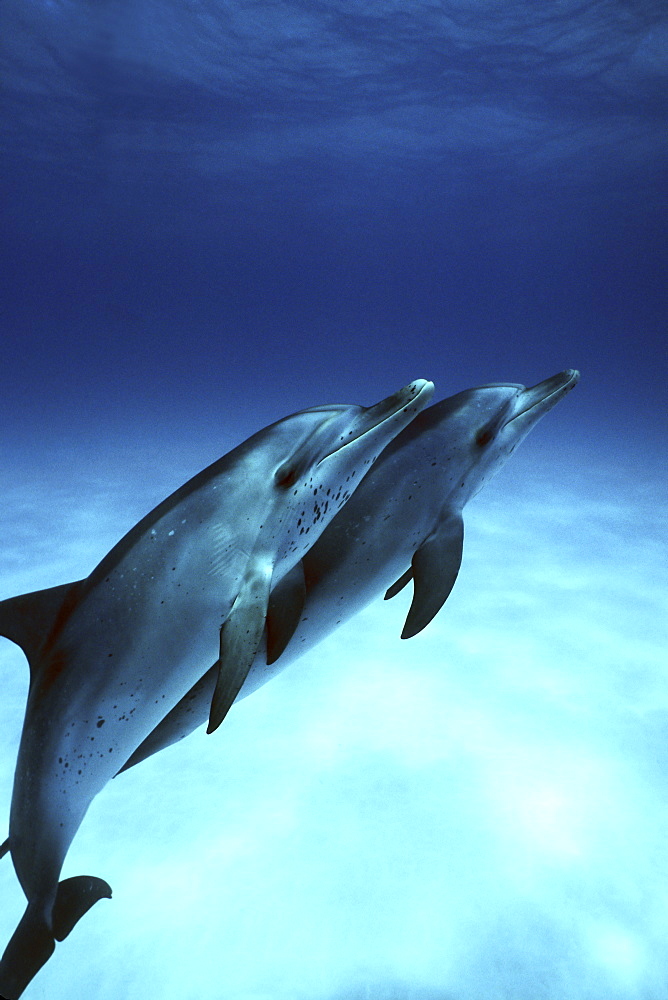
[0,378,433,1000]
[121,369,580,772]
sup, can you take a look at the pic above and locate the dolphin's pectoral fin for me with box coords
[401,513,464,639]
[207,558,274,734]
[266,561,306,665]
[52,875,112,942]
[117,665,217,774]
[0,839,9,860]
[384,567,413,601]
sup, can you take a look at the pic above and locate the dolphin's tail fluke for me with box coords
[51,875,112,941]
[0,901,55,1000]
[0,875,111,999]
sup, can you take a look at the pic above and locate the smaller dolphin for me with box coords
[0,378,433,1000]
[122,370,580,771]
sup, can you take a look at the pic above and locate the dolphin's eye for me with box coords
[274,465,298,489]
[476,427,494,448]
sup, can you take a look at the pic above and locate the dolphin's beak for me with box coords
[509,369,580,425]
[322,379,435,460]
[360,379,435,432]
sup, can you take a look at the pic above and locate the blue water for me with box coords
[1,2,666,998]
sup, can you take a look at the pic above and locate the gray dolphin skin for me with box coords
[122,370,580,774]
[0,378,434,1000]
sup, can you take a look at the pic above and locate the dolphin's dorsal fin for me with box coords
[0,582,82,675]
[400,512,464,639]
[266,560,306,665]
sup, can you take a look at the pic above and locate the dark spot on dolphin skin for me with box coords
[96,719,105,728]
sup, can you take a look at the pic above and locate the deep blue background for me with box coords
[1,2,666,998]
[1,0,665,440]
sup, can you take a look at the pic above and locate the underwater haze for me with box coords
[1,2,666,999]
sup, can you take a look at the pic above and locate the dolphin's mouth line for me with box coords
[321,380,434,461]
[507,369,580,424]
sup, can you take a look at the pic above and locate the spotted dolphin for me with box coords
[122,370,579,772]
[0,378,433,1000]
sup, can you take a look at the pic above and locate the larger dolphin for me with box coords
[122,370,580,771]
[0,378,433,1000]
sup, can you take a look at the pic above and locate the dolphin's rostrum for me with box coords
[0,379,433,1000]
